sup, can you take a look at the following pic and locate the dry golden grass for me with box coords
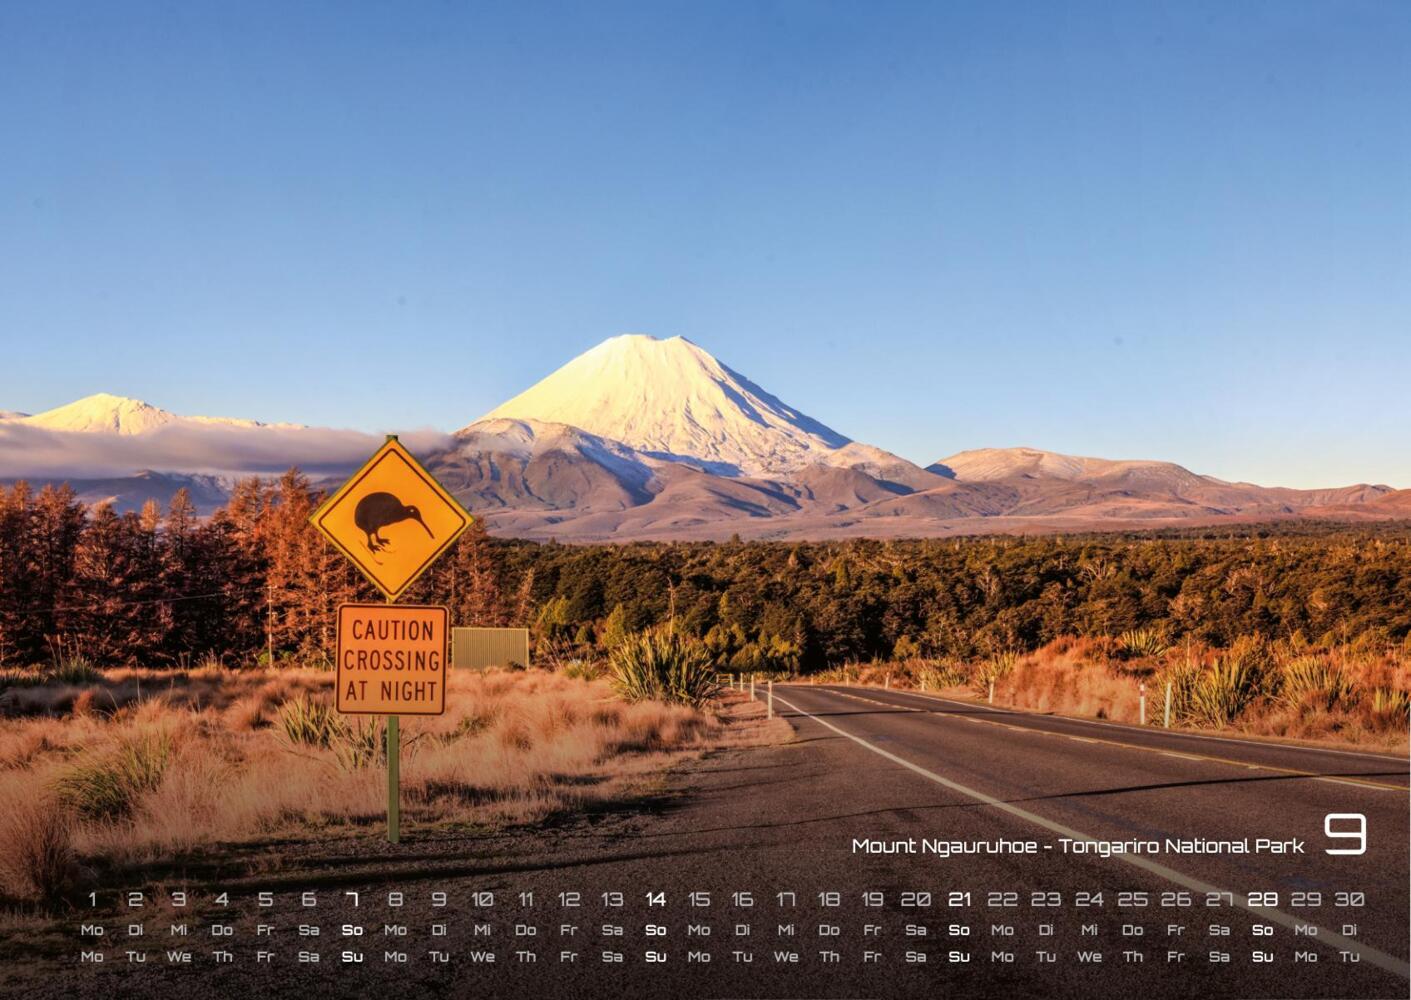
[818,635,1409,751]
[0,789,75,903]
[0,666,758,905]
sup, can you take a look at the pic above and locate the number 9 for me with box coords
[1324,813,1366,855]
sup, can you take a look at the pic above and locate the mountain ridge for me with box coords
[10,392,302,434]
[2,335,1403,538]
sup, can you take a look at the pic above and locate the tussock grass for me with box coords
[53,731,173,821]
[45,659,104,686]
[0,666,329,720]
[827,634,1408,748]
[0,785,76,903]
[0,667,725,905]
[609,629,721,706]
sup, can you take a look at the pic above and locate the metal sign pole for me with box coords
[387,713,400,844]
[386,589,400,845]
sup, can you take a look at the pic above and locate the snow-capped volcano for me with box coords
[477,334,857,477]
[14,392,289,434]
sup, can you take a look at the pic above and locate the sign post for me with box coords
[387,716,399,842]
[387,588,398,846]
[312,436,470,844]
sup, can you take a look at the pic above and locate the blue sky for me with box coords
[1,1,1406,488]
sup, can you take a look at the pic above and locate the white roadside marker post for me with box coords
[767,680,774,719]
[988,679,995,705]
[1164,681,1173,729]
[1139,680,1147,726]
[885,673,890,690]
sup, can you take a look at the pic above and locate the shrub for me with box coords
[972,651,1018,696]
[1186,657,1265,727]
[1117,628,1169,659]
[276,697,344,750]
[1155,659,1201,722]
[892,635,923,660]
[332,718,387,771]
[918,661,971,689]
[610,629,720,707]
[560,659,604,682]
[54,731,173,820]
[1369,687,1411,722]
[1278,657,1356,711]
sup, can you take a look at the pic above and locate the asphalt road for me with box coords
[772,683,1410,995]
[16,683,1410,1000]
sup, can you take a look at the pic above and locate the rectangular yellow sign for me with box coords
[335,603,448,716]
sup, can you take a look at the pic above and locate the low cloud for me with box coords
[0,422,455,481]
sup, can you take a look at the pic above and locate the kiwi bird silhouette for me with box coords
[354,492,433,555]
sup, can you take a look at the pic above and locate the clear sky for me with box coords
[1,1,1406,488]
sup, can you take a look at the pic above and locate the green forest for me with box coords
[1,473,1409,672]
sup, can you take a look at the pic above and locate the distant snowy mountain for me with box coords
[0,393,399,511]
[16,392,296,434]
[479,334,914,478]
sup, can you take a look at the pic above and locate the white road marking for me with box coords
[820,685,1405,793]
[774,691,1410,980]
[872,685,1410,764]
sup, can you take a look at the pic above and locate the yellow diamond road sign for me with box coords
[311,436,471,600]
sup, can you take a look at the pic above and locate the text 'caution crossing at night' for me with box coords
[336,603,448,716]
